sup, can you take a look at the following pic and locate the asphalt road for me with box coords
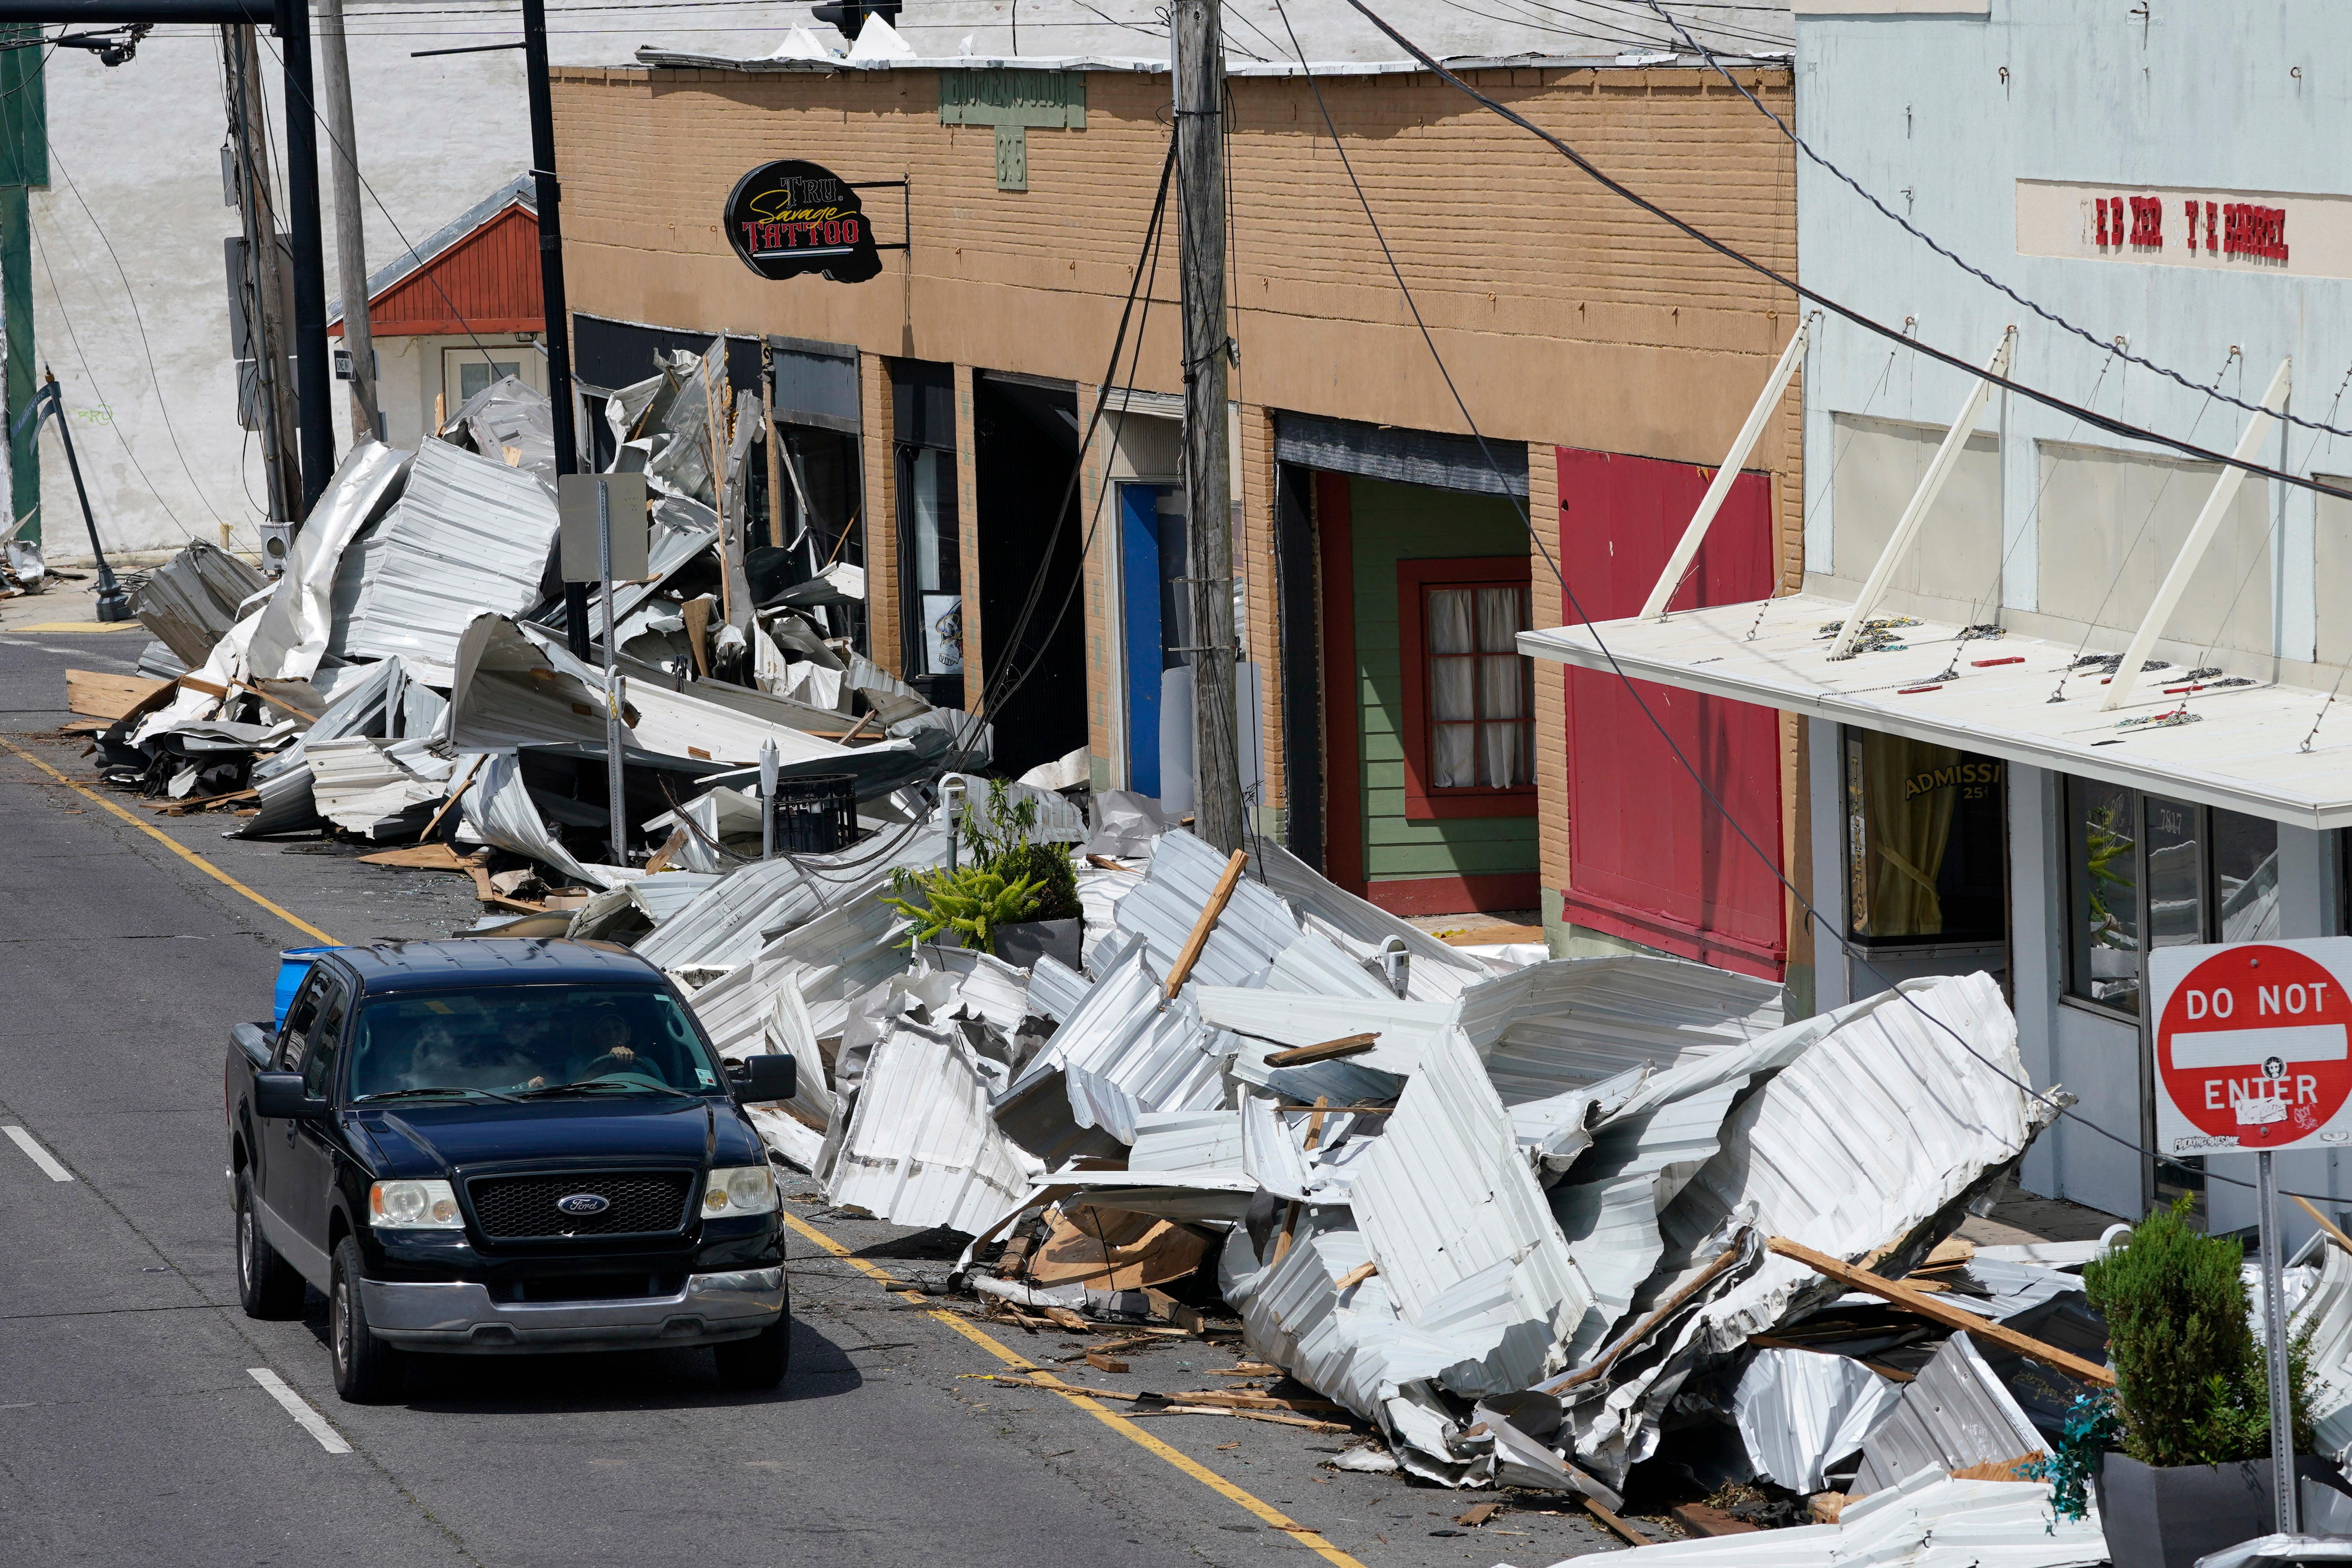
[0,620,1626,1568]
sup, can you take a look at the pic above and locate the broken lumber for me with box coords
[1265,1033,1379,1068]
[1583,1499,1652,1547]
[1671,1504,1761,1539]
[358,843,483,871]
[1767,1235,2116,1387]
[1084,1352,1129,1374]
[1162,847,1248,998]
[1950,1451,2045,1482]
[2295,1194,2352,1255]
[65,668,170,721]
[1334,1261,1379,1293]
[417,754,484,843]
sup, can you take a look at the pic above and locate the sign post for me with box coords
[2152,937,2352,1535]
[557,472,648,869]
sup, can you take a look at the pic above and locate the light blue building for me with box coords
[1527,0,2352,1236]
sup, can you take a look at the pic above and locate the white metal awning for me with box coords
[1521,593,2352,831]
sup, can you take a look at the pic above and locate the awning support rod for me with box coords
[1828,326,2014,660]
[1639,314,1811,621]
[2100,356,2293,712]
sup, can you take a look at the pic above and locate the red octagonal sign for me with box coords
[2153,939,2352,1157]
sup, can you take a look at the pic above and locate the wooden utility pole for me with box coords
[1172,0,1244,853]
[224,25,299,524]
[314,0,379,443]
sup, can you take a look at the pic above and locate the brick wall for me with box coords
[553,58,1799,837]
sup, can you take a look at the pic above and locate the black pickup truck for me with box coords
[224,938,797,1402]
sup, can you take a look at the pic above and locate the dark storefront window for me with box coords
[1842,730,2008,948]
[891,360,961,708]
[2063,779,2280,1018]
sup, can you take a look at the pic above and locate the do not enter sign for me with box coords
[2153,938,2352,1156]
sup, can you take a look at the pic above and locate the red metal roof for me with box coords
[335,199,542,338]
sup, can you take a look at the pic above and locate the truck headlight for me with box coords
[370,1179,462,1230]
[702,1164,776,1217]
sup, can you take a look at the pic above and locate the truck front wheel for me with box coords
[713,1314,789,1391]
[235,1171,306,1320]
[330,1237,406,1403]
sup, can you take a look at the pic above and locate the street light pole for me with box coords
[519,0,590,659]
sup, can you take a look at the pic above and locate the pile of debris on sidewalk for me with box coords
[59,343,994,865]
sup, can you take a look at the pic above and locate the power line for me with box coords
[1650,3,2352,446]
[1336,0,2352,507]
[24,216,198,540]
[1300,0,2340,1204]
[43,140,231,530]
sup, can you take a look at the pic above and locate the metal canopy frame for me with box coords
[1639,314,1811,620]
[1826,326,2014,660]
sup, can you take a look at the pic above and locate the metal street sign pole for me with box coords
[597,478,625,867]
[2258,1148,2298,1533]
[759,738,778,862]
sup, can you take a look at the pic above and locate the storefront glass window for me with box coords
[897,444,961,681]
[2066,778,2140,1013]
[2064,779,2280,1016]
[1841,730,2007,947]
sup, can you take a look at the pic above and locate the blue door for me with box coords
[1121,484,1166,797]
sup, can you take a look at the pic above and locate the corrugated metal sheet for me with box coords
[2292,1236,2352,1460]
[340,440,562,679]
[1732,1348,1902,1494]
[1195,987,1452,1078]
[1263,928,1397,998]
[456,750,617,887]
[826,1014,1043,1234]
[1240,1092,1313,1200]
[1251,837,1486,1001]
[1347,1023,1591,1399]
[1548,974,2053,1489]
[1854,1333,2046,1495]
[1050,950,1227,1143]
[131,539,268,668]
[245,442,410,681]
[576,497,719,643]
[1462,955,1786,1104]
[1112,829,1302,989]
[1128,1108,1246,1172]
[685,888,909,1056]
[1026,952,1091,1023]
[1620,1468,2104,1565]
[306,735,443,836]
[634,818,945,974]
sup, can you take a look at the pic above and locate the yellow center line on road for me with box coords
[0,734,339,945]
[778,1211,1369,1568]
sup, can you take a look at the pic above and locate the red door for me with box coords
[1558,448,1785,978]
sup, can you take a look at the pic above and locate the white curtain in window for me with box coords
[1430,588,1475,787]
[1478,587,1527,786]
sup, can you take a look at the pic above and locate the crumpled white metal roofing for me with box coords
[1732,1348,1901,1494]
[338,438,561,681]
[1523,592,2352,832]
[1609,1467,2103,1566]
[1853,1332,2048,1496]
[827,1013,1044,1234]
[1111,829,1302,989]
[634,818,945,974]
[2291,1235,2352,1461]
[1038,944,1227,1143]
[1461,955,1786,1104]
[246,440,409,682]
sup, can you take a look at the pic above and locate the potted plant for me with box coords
[883,780,1084,969]
[2081,1200,2318,1567]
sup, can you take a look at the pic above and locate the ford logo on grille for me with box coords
[555,1193,610,1216]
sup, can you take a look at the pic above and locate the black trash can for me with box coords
[768,772,858,854]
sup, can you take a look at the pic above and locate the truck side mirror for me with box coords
[728,1055,796,1103]
[254,1072,313,1120]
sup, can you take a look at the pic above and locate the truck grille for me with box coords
[466,1171,695,1240]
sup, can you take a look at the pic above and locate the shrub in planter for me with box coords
[882,779,1080,959]
[2078,1199,2317,1566]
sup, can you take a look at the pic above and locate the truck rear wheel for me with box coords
[235,1171,306,1320]
[330,1237,406,1403]
[713,1314,789,1391]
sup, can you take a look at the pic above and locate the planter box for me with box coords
[2095,1452,2336,1568]
[993,918,1083,973]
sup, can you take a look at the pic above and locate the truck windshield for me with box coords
[345,984,724,1103]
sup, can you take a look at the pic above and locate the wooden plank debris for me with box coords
[1333,1261,1379,1293]
[357,843,484,871]
[1084,1351,1129,1373]
[1767,1236,2116,1387]
[1950,1451,2045,1482]
[1671,1504,1761,1538]
[1582,1499,1653,1547]
[1264,1033,1379,1068]
[65,668,170,721]
[1162,847,1248,998]
[2295,1194,2352,1254]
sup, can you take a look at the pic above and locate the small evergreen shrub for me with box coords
[2081,1198,2313,1467]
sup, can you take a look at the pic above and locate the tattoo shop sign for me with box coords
[724,160,882,283]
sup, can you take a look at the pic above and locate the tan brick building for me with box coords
[551,51,1808,984]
